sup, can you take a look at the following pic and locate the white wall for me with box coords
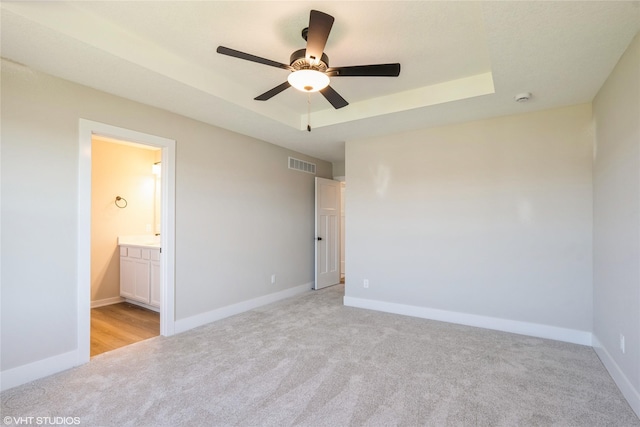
[0,61,331,376]
[592,32,640,415]
[345,104,594,342]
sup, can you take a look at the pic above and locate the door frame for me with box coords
[333,176,346,280]
[77,119,176,364]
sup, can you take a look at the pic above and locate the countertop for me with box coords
[118,235,161,249]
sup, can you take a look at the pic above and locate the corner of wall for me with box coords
[592,335,640,418]
[331,161,345,178]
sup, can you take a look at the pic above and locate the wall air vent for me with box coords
[288,157,316,174]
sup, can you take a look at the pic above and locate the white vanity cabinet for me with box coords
[149,251,161,308]
[120,245,161,311]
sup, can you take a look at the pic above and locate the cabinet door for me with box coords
[150,260,161,308]
[133,259,151,304]
[120,257,136,299]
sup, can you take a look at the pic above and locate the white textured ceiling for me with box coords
[2,1,639,163]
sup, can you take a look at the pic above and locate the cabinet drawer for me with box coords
[127,247,142,259]
[142,249,151,260]
[150,250,161,261]
[120,247,128,257]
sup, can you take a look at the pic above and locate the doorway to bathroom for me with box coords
[77,119,176,364]
[90,135,162,356]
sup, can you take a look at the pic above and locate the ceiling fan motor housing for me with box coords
[289,48,329,72]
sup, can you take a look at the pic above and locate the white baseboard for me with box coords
[0,350,79,392]
[174,283,312,334]
[592,336,640,418]
[343,296,593,346]
[90,296,124,308]
[122,299,160,313]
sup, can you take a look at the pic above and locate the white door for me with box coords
[315,177,340,290]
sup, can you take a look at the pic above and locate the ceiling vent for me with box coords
[288,157,316,174]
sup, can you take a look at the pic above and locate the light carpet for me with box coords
[2,284,638,426]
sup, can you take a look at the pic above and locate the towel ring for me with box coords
[115,196,128,208]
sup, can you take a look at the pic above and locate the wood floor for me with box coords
[91,302,160,357]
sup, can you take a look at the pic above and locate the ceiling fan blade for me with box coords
[305,10,334,64]
[217,46,292,71]
[254,81,291,101]
[320,85,348,109]
[327,63,401,77]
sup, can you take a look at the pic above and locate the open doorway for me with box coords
[90,136,161,356]
[77,119,176,364]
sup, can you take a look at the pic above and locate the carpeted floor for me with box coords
[2,284,638,426]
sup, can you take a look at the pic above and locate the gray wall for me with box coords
[345,104,594,334]
[592,32,640,402]
[0,60,331,372]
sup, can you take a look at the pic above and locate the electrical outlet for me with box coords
[271,274,276,284]
[363,279,369,288]
[620,334,625,354]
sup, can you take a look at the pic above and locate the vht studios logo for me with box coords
[4,417,81,426]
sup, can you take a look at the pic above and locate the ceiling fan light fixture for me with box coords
[287,69,330,92]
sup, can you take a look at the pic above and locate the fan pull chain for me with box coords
[307,93,312,132]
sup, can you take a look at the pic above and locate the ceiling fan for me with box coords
[216,10,401,110]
